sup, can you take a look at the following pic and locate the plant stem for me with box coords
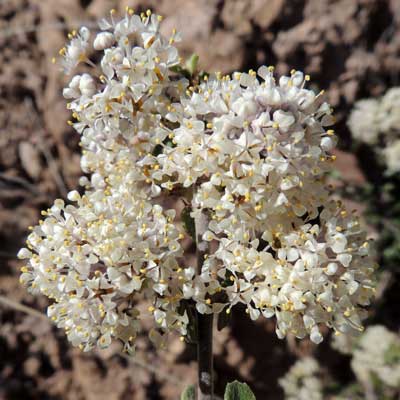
[196,312,214,400]
[194,210,214,399]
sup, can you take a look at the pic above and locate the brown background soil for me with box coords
[1,0,399,399]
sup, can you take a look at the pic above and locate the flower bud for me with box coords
[94,32,115,50]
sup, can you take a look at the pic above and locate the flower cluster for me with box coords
[280,325,400,399]
[351,325,400,389]
[19,8,188,353]
[152,66,335,212]
[18,186,188,353]
[279,357,323,400]
[193,202,375,343]
[62,9,186,198]
[19,9,376,352]
[348,87,400,174]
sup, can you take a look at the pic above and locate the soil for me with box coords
[1,0,399,399]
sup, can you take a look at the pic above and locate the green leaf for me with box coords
[224,381,256,400]
[181,384,196,400]
[185,53,199,76]
[170,54,199,79]
[170,65,185,74]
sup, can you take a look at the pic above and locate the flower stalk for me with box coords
[195,210,214,399]
[196,312,214,399]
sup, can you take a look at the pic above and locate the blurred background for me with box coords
[1,0,400,399]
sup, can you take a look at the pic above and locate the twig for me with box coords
[24,99,69,198]
[36,140,69,198]
[0,172,41,195]
[0,295,49,321]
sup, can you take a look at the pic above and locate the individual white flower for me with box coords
[93,32,115,50]
[279,357,323,400]
[60,27,91,74]
[78,73,97,97]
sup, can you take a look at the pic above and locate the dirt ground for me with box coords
[1,0,400,399]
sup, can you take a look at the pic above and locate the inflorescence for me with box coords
[18,9,376,353]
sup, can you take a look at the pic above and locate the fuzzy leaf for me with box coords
[181,385,196,400]
[224,381,256,400]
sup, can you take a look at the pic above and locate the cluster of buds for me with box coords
[19,9,376,352]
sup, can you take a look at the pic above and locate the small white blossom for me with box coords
[93,32,115,50]
[60,27,90,74]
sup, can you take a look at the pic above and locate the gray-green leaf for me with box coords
[181,384,196,400]
[224,381,256,400]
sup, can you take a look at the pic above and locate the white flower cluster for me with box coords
[18,187,188,353]
[279,357,323,400]
[19,9,376,351]
[348,87,400,174]
[281,325,400,399]
[351,325,400,389]
[19,8,188,353]
[195,203,375,343]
